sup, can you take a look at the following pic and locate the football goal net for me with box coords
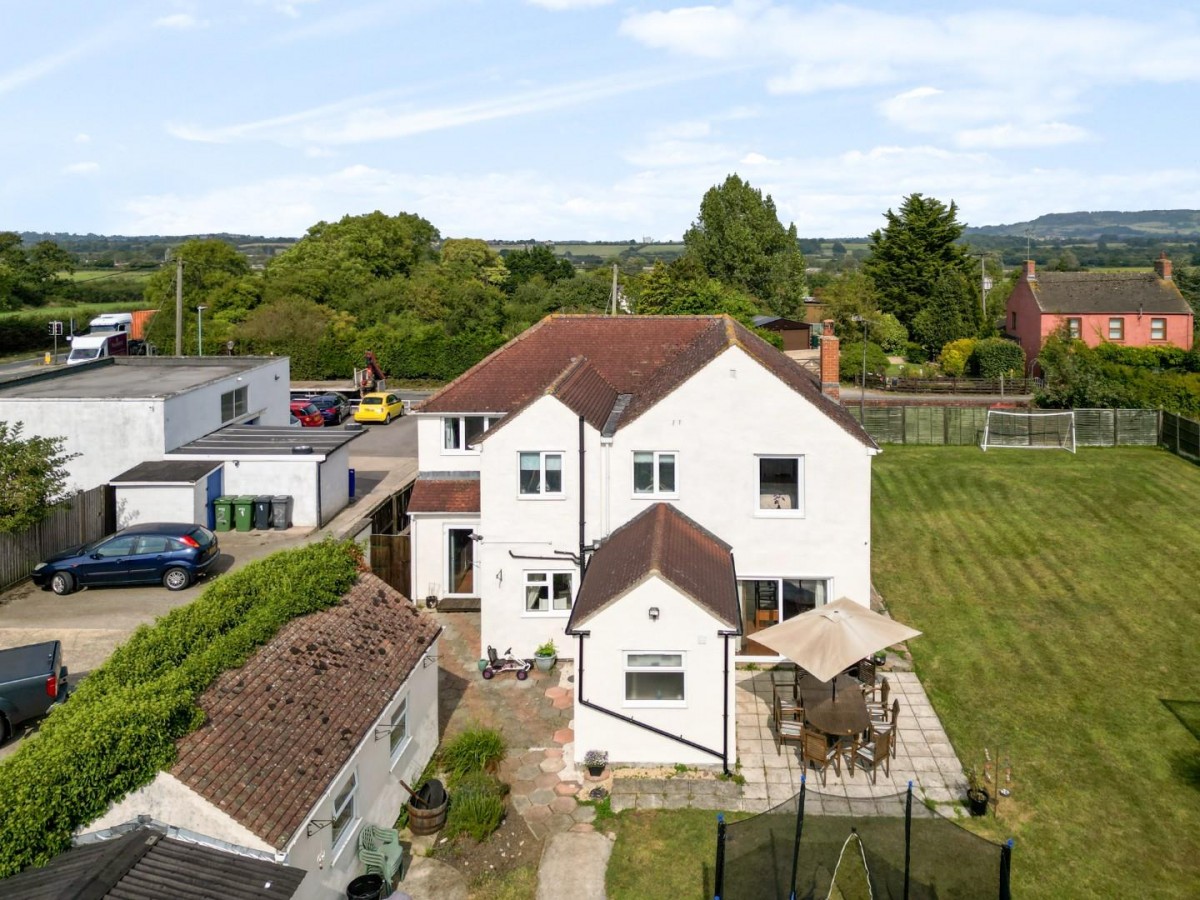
[981,409,1076,453]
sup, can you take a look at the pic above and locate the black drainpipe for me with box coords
[578,415,586,577]
[570,629,730,774]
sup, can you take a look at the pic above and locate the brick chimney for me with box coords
[1023,260,1036,281]
[1154,251,1173,280]
[820,319,840,402]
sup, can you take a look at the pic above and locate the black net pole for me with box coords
[999,839,1013,900]
[788,776,807,900]
[714,813,726,900]
[904,780,913,900]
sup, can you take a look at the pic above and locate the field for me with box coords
[872,446,1200,898]
[66,268,156,282]
[0,301,147,321]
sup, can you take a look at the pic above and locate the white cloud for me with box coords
[956,122,1090,150]
[154,13,205,30]
[527,0,613,9]
[63,161,100,175]
[740,151,772,165]
[74,133,91,143]
[0,22,125,96]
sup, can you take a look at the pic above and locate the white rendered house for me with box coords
[410,315,878,663]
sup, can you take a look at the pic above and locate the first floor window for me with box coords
[1067,318,1081,339]
[330,771,358,848]
[519,451,563,495]
[388,697,409,758]
[758,456,803,513]
[525,571,573,613]
[1151,318,1166,340]
[625,652,685,705]
[633,451,677,495]
[220,386,248,422]
[448,528,474,594]
[1108,317,1124,340]
[444,415,496,450]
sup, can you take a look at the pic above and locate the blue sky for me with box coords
[4,1,1200,239]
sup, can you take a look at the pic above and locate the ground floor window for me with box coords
[447,528,474,595]
[624,651,685,706]
[330,771,358,850]
[738,577,829,655]
[525,571,573,613]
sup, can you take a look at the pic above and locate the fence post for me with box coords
[1114,410,1119,446]
[904,781,913,900]
[999,838,1014,900]
[789,776,807,900]
[714,813,726,900]
[901,404,907,444]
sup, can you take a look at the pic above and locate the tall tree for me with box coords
[501,244,574,291]
[683,174,807,316]
[634,259,760,322]
[0,423,78,533]
[909,270,978,356]
[862,193,974,329]
[0,233,73,311]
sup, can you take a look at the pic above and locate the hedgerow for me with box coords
[0,538,363,877]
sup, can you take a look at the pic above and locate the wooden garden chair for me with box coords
[847,729,892,783]
[869,699,901,759]
[358,823,404,883]
[801,728,840,784]
[867,677,890,719]
[856,657,877,700]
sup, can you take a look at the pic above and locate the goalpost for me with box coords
[981,409,1076,453]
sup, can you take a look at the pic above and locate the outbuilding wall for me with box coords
[318,445,351,526]
[162,357,291,449]
[113,483,206,529]
[221,459,319,526]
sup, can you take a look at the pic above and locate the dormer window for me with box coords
[444,415,497,451]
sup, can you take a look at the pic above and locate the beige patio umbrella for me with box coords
[752,596,922,684]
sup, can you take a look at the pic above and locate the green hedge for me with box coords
[0,539,362,877]
[839,341,889,382]
[969,338,1026,377]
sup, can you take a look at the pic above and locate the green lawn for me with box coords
[873,446,1200,899]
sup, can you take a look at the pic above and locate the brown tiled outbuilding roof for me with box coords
[568,503,740,630]
[409,473,481,513]
[171,573,441,850]
[1031,272,1192,315]
[416,315,875,449]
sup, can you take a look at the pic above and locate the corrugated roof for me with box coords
[0,824,305,900]
[569,503,739,630]
[1031,272,1192,315]
[417,315,875,449]
[168,424,364,458]
[170,573,441,849]
[409,473,481,513]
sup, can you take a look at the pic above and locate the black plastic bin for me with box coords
[346,873,384,900]
[270,495,292,530]
[252,496,272,530]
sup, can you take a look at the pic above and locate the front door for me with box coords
[447,528,474,596]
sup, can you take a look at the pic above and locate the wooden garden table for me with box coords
[797,672,870,737]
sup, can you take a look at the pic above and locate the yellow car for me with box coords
[354,391,405,424]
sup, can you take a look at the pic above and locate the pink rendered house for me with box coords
[1005,253,1194,373]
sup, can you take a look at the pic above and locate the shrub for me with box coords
[873,313,908,354]
[969,338,1026,377]
[439,727,506,785]
[838,341,889,383]
[938,338,977,377]
[904,341,930,363]
[445,772,507,842]
[0,539,363,877]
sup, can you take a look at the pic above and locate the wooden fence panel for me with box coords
[1163,412,1200,463]
[0,487,108,592]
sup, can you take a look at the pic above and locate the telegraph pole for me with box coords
[175,255,184,356]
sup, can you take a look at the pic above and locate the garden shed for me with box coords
[110,460,224,530]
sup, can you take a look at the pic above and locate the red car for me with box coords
[289,401,324,427]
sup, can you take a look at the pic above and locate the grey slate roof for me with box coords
[110,460,221,484]
[1031,272,1192,315]
[0,823,305,900]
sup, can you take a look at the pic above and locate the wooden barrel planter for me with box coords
[407,779,448,836]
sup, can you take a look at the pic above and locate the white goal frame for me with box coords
[981,409,1076,453]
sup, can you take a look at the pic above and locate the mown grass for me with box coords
[607,809,734,900]
[872,446,1200,899]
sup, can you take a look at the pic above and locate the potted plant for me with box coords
[966,768,990,817]
[872,651,887,667]
[534,639,557,672]
[584,750,608,778]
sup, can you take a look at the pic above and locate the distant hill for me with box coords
[965,210,1200,240]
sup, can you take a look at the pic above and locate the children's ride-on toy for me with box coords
[482,645,531,680]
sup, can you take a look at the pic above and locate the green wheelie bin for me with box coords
[213,496,235,533]
[233,496,255,532]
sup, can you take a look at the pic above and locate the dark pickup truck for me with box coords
[0,641,69,743]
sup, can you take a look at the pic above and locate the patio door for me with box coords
[738,577,830,656]
[447,527,475,596]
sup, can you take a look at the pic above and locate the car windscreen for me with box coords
[362,396,383,405]
[70,347,101,360]
[187,527,216,549]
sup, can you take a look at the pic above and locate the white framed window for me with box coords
[1108,317,1124,340]
[220,386,247,422]
[525,571,573,614]
[330,770,359,851]
[757,456,804,515]
[519,452,563,496]
[633,451,677,496]
[388,696,409,760]
[1067,318,1081,339]
[1151,318,1166,340]
[443,415,497,451]
[624,652,685,707]
[447,527,475,596]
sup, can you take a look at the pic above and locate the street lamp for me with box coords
[196,305,208,356]
[852,315,869,422]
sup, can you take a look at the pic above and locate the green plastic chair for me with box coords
[358,823,404,884]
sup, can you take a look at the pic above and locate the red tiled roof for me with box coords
[568,503,739,629]
[409,476,481,513]
[171,574,441,849]
[416,315,875,448]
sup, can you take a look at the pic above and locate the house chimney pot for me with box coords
[1154,251,1173,280]
[820,320,840,402]
[1024,260,1036,280]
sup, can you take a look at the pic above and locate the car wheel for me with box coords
[384,413,392,425]
[50,572,75,596]
[163,567,191,591]
[0,714,9,745]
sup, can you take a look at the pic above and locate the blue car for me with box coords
[31,523,221,595]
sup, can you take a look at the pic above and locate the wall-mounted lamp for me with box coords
[648,606,660,621]
[470,533,484,542]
